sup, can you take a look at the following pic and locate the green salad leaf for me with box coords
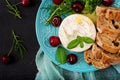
[56,46,67,64]
[82,0,102,13]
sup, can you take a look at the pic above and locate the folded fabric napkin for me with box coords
[35,48,120,80]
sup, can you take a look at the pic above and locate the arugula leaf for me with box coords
[83,37,94,44]
[67,39,79,49]
[56,46,67,64]
[46,0,77,24]
[82,0,102,13]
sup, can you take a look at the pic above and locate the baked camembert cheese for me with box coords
[59,14,96,52]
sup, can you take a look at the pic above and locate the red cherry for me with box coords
[72,1,84,13]
[52,0,63,5]
[49,36,61,47]
[67,54,78,64]
[102,0,114,6]
[21,0,30,6]
[1,55,10,64]
[52,16,62,27]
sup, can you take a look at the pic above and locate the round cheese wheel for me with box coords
[59,14,96,52]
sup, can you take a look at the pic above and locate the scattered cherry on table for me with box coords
[1,54,11,64]
[21,0,30,6]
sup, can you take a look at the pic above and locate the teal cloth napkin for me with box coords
[35,48,120,80]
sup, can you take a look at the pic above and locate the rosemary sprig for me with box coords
[12,30,26,59]
[6,0,22,19]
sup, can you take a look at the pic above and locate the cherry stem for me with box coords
[54,27,57,36]
[14,2,22,6]
[7,30,16,56]
[7,38,15,56]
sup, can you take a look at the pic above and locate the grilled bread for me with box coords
[84,48,110,69]
[84,6,120,69]
[96,30,120,53]
[92,44,120,65]
[96,6,120,21]
[97,16,120,33]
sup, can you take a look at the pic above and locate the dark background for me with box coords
[0,0,41,80]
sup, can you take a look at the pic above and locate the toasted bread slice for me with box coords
[96,30,120,53]
[92,60,110,69]
[96,6,120,21]
[84,50,93,64]
[92,44,120,65]
[106,7,120,21]
[97,16,120,33]
[96,6,108,17]
[84,49,110,69]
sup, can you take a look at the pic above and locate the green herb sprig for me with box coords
[46,0,76,24]
[67,36,94,49]
[81,0,102,13]
[6,0,22,19]
[7,30,26,59]
[46,0,102,25]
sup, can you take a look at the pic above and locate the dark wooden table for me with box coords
[0,0,41,80]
